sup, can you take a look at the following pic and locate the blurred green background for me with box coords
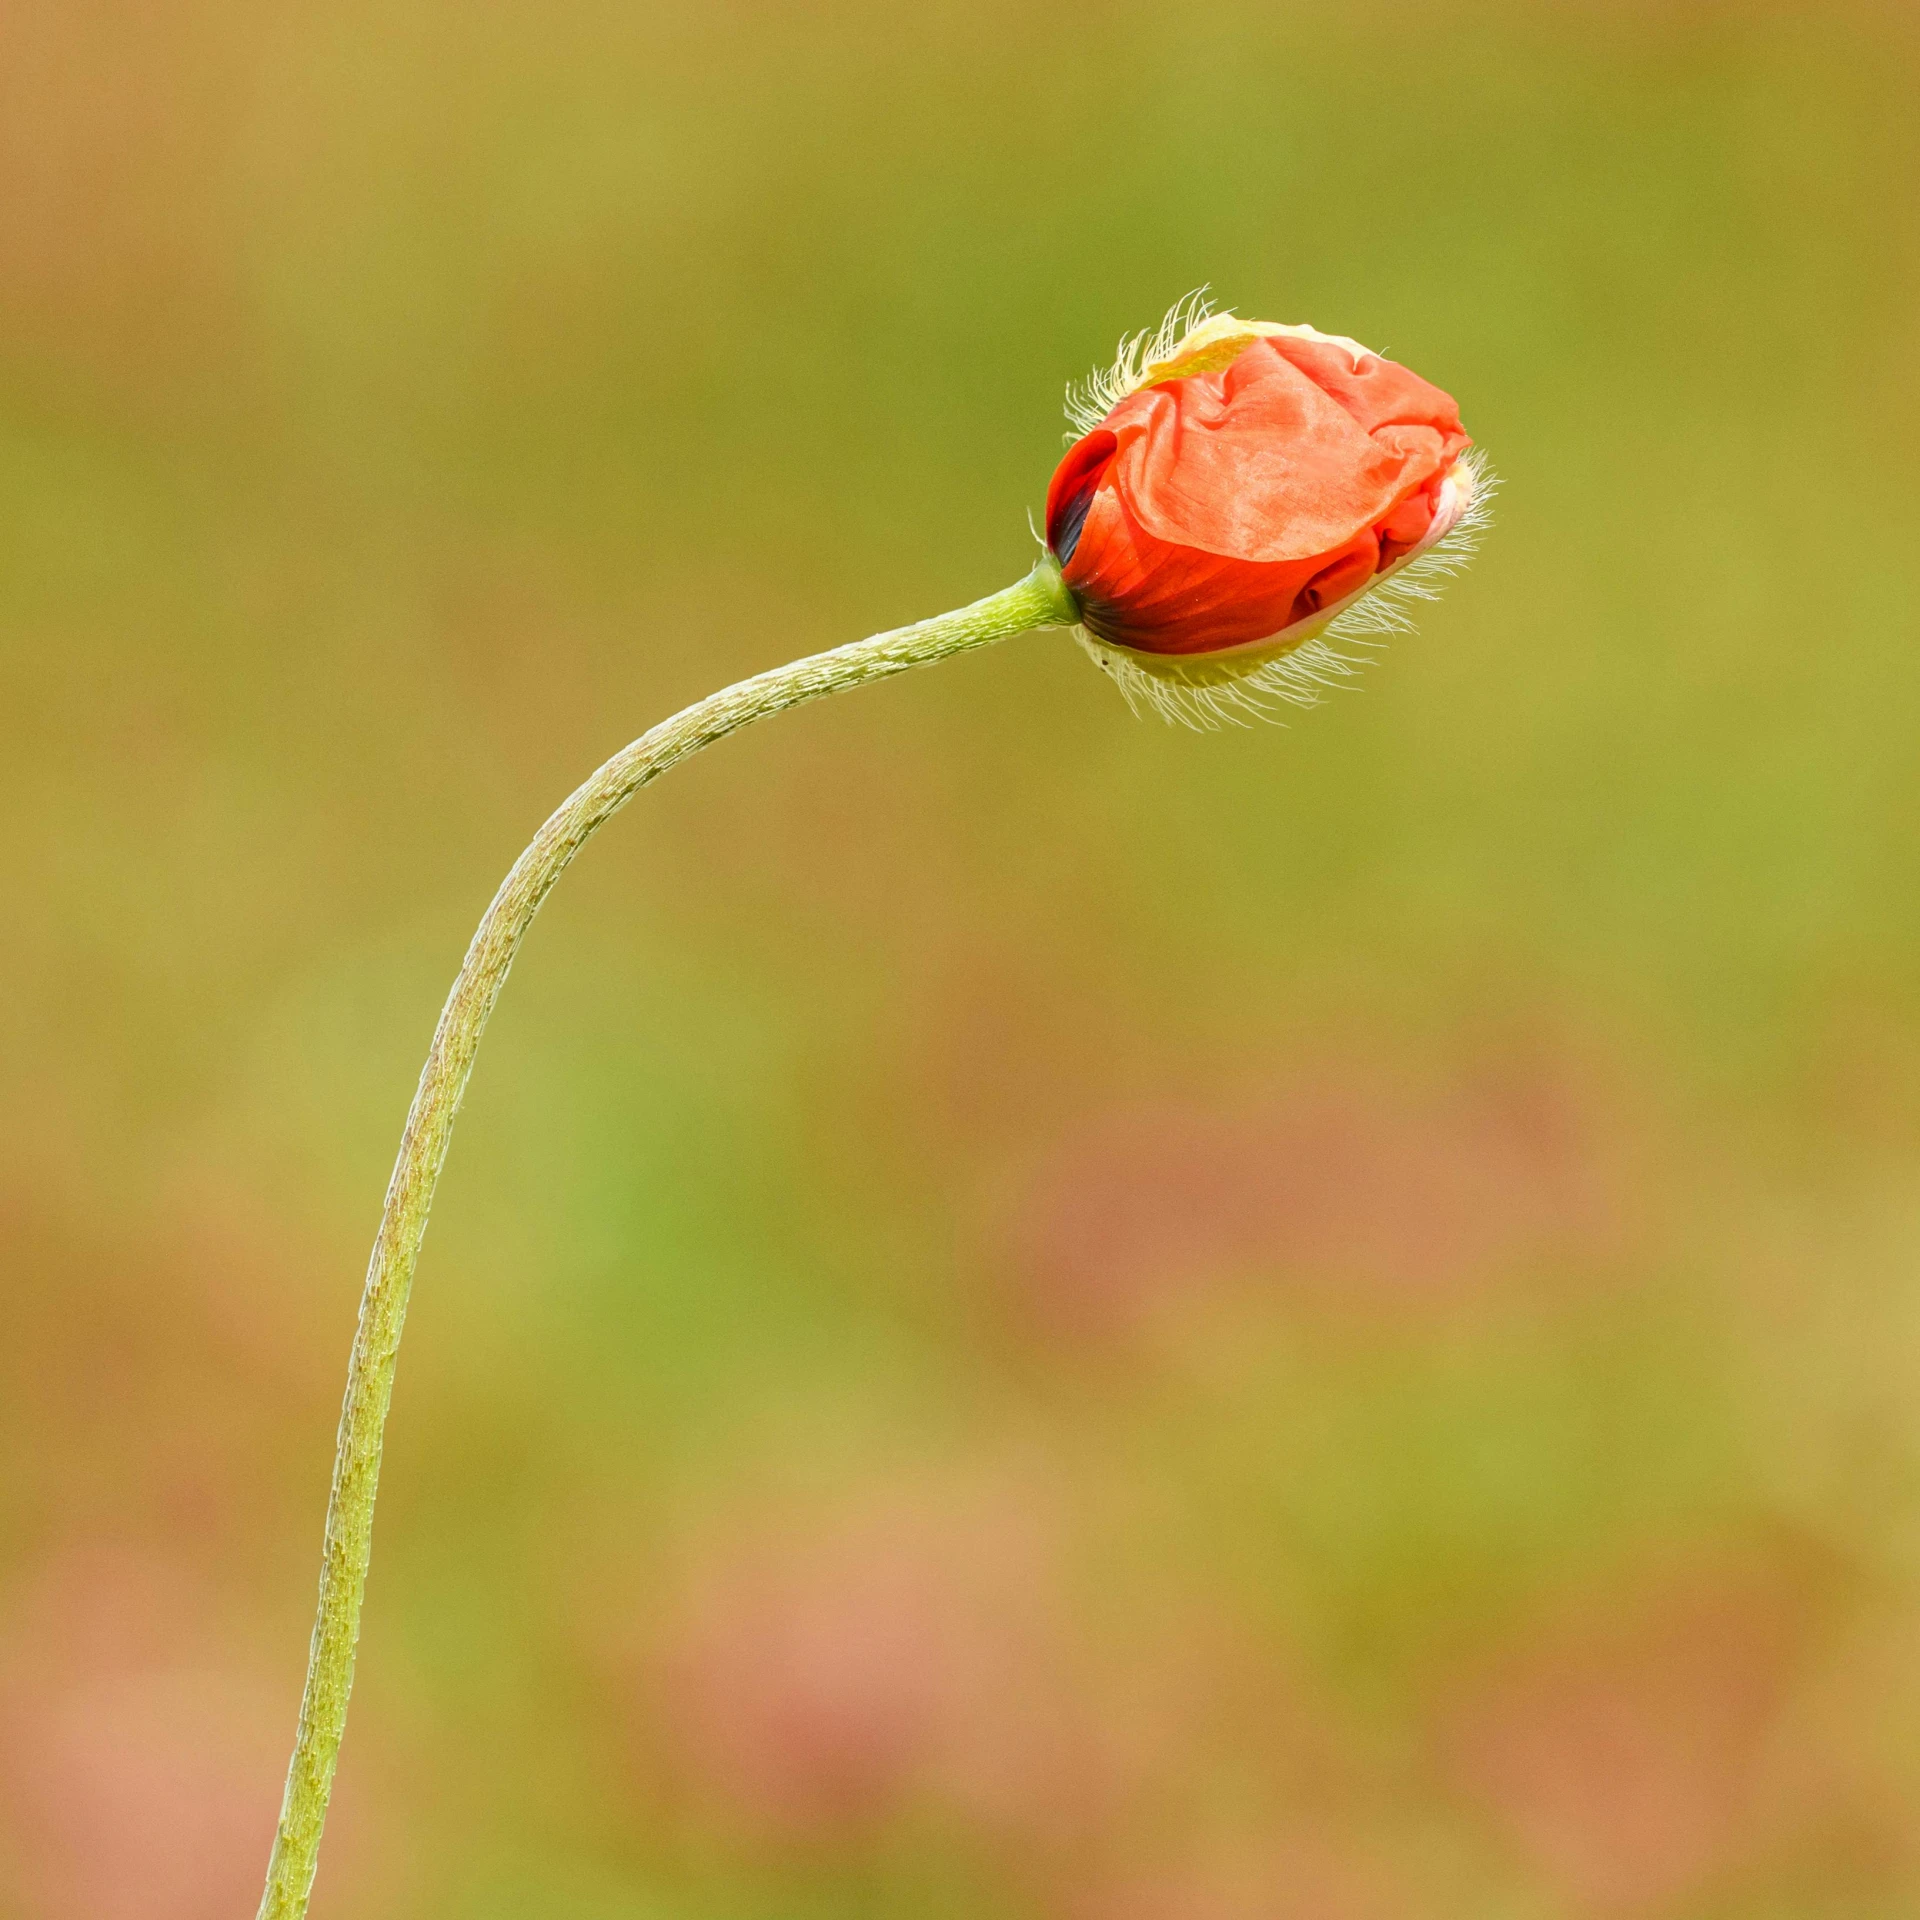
[5,0,1920,1914]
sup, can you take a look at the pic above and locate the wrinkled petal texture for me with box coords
[1047,334,1471,656]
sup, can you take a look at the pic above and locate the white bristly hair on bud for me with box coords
[1075,450,1498,730]
[1063,288,1218,440]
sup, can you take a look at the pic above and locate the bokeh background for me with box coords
[5,0,1920,1913]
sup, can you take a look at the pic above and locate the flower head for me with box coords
[1048,296,1490,726]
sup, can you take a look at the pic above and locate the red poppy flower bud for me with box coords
[1047,302,1489,725]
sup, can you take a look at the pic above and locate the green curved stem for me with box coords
[256,561,1077,1919]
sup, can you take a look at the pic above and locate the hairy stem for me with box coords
[256,562,1076,1919]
